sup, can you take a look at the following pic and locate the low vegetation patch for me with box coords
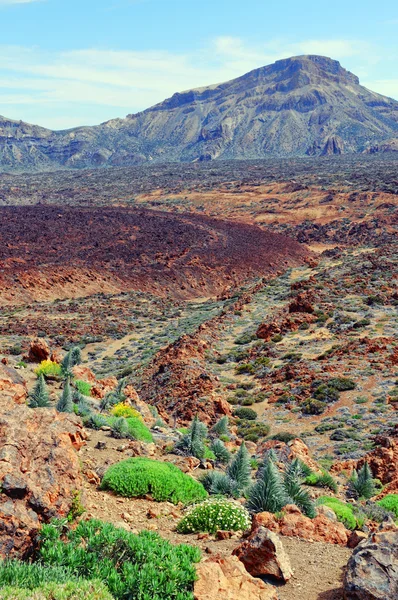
[100,457,207,504]
[177,498,251,534]
[34,519,200,600]
[317,496,359,530]
[1,580,113,599]
[34,360,62,379]
[377,494,398,518]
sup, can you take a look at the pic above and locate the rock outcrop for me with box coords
[233,526,293,581]
[253,505,349,546]
[0,397,87,558]
[343,522,398,599]
[0,364,28,405]
[194,555,277,600]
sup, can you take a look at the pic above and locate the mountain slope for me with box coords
[1,55,398,171]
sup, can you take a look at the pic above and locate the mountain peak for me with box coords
[246,54,360,87]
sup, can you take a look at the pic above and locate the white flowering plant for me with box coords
[176,498,251,534]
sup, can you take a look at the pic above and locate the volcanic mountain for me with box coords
[1,55,398,171]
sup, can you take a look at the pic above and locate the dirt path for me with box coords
[278,537,350,600]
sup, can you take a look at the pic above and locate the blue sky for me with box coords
[0,0,396,129]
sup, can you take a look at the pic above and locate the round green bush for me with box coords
[234,407,257,420]
[177,498,251,534]
[377,494,398,518]
[101,457,207,505]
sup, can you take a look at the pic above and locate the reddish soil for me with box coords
[0,206,309,305]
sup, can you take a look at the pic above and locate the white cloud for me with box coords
[0,37,396,129]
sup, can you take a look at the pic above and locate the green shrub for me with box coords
[313,384,339,403]
[8,344,22,356]
[0,580,113,599]
[108,416,153,442]
[317,496,357,529]
[177,498,251,534]
[233,408,257,420]
[305,471,338,493]
[101,457,207,505]
[235,363,255,375]
[301,398,326,415]
[237,420,270,442]
[0,562,78,590]
[270,432,296,443]
[37,519,201,600]
[35,361,62,379]
[328,378,356,391]
[126,417,153,442]
[377,494,398,518]
[74,380,92,397]
[271,334,283,343]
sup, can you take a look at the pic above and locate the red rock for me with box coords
[194,555,278,600]
[91,376,118,399]
[253,505,349,546]
[288,291,315,313]
[27,338,50,363]
[72,365,97,383]
[0,364,27,405]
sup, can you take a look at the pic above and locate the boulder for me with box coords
[254,505,349,546]
[233,526,293,581]
[344,524,398,599]
[0,397,87,558]
[194,555,277,600]
[27,338,50,363]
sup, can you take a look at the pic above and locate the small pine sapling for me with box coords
[29,374,51,408]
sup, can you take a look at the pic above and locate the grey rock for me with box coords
[344,525,398,599]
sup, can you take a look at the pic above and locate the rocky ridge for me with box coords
[1,55,398,171]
